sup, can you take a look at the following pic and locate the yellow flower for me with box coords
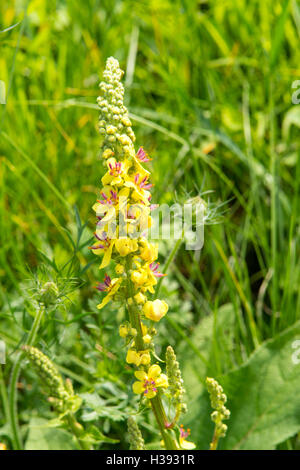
[0,443,7,450]
[139,239,158,263]
[101,158,128,186]
[89,232,115,269]
[143,299,168,322]
[132,364,168,398]
[131,269,148,286]
[96,275,122,310]
[130,262,158,293]
[115,238,138,257]
[179,425,196,450]
[126,349,151,366]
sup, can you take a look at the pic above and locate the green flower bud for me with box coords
[97,57,136,161]
[38,281,59,307]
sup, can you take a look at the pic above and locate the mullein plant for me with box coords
[90,57,195,450]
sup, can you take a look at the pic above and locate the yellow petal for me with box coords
[156,373,168,388]
[134,370,147,381]
[147,389,156,399]
[99,243,113,269]
[97,295,110,310]
[132,381,144,394]
[148,364,161,378]
[180,438,196,450]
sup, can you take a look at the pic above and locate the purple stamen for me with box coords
[136,147,151,162]
[149,262,165,278]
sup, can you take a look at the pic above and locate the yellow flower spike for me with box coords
[132,364,168,398]
[95,58,179,451]
[143,299,169,322]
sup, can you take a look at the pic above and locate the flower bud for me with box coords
[143,299,168,322]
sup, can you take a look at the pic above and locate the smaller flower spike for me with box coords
[166,346,187,422]
[127,416,145,450]
[206,377,230,450]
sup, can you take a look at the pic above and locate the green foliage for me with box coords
[25,418,78,450]
[187,322,300,450]
[0,0,300,450]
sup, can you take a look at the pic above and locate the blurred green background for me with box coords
[1,0,300,450]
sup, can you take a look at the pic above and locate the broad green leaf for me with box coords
[25,417,78,450]
[187,321,300,450]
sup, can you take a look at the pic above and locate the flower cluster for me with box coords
[206,377,230,449]
[91,57,170,399]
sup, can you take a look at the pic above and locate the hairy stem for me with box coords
[151,394,178,450]
[9,304,45,450]
[125,260,178,450]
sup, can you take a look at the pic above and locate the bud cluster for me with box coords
[23,346,80,413]
[97,57,135,161]
[127,416,145,450]
[206,377,230,446]
[166,346,187,415]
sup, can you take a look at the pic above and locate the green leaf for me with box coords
[187,321,300,450]
[80,392,127,422]
[82,425,119,445]
[25,418,78,450]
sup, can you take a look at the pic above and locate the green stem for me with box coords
[210,428,219,450]
[0,366,10,427]
[125,260,178,450]
[151,394,178,450]
[66,413,91,450]
[9,304,45,450]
